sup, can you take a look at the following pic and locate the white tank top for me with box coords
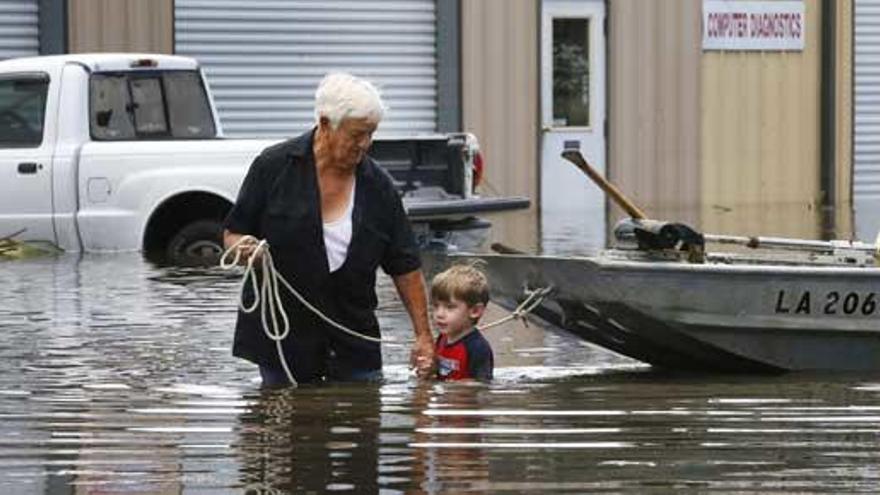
[323,179,355,273]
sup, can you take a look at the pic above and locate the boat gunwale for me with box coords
[464,252,880,277]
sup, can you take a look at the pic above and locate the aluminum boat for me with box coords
[455,229,880,373]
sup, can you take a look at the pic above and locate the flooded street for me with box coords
[2,254,880,493]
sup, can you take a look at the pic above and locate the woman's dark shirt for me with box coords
[223,129,421,378]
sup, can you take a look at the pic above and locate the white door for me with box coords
[0,74,55,243]
[540,0,606,254]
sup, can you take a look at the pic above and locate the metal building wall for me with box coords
[68,0,173,54]
[461,0,539,251]
[607,0,703,229]
[701,0,822,239]
[0,0,39,60]
[175,0,439,138]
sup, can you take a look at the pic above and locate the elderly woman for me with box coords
[222,73,433,385]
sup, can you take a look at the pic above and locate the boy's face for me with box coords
[432,297,485,340]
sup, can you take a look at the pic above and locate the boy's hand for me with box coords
[410,333,435,378]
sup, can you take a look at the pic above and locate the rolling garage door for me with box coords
[0,0,39,60]
[175,0,438,138]
[855,0,880,241]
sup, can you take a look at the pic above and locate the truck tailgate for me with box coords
[403,196,530,219]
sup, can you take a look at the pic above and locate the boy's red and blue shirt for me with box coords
[435,329,493,381]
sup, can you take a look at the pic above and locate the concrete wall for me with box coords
[68,0,173,54]
[608,0,703,228]
[461,0,540,251]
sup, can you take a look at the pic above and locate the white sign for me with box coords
[703,1,805,51]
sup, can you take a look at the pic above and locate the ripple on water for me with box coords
[0,255,879,492]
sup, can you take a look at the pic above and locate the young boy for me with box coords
[430,264,494,381]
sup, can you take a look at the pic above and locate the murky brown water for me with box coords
[2,254,880,493]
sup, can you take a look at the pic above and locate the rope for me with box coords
[478,286,553,331]
[220,235,554,384]
[219,235,384,387]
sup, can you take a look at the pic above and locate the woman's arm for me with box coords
[392,269,435,378]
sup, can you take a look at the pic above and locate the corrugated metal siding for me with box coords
[461,0,538,251]
[854,0,880,241]
[0,0,39,60]
[608,0,702,229]
[175,0,438,138]
[702,0,821,239]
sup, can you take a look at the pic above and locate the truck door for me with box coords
[540,0,606,254]
[0,73,55,243]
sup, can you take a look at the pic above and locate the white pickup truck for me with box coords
[0,53,528,264]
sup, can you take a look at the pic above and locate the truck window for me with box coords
[164,72,215,138]
[0,75,49,148]
[90,75,136,139]
[89,71,216,140]
[130,77,168,135]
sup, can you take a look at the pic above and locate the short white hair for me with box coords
[314,72,386,129]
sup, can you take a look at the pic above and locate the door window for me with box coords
[552,18,590,128]
[0,76,49,148]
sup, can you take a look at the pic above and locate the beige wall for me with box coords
[701,0,822,239]
[608,0,703,228]
[68,0,173,54]
[461,0,540,251]
[608,0,847,243]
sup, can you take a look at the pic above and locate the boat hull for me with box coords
[467,252,880,372]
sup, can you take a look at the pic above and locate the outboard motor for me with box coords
[613,218,706,261]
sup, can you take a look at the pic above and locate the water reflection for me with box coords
[1,254,880,492]
[235,385,382,493]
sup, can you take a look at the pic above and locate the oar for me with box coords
[560,149,875,255]
[561,149,647,220]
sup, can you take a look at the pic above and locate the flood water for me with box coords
[3,253,880,493]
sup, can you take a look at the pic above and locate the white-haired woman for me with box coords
[222,73,433,385]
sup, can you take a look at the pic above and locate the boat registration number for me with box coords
[775,290,878,316]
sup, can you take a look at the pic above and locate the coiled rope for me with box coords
[220,235,383,387]
[220,235,553,385]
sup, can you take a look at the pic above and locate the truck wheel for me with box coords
[166,219,224,266]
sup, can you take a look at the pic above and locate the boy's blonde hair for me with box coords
[430,264,490,307]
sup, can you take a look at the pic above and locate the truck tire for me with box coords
[166,219,224,266]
